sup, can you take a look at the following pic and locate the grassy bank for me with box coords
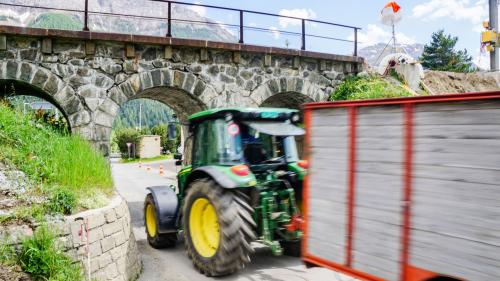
[0,103,113,214]
[330,74,413,101]
[120,154,172,164]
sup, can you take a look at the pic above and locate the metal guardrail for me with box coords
[0,0,361,55]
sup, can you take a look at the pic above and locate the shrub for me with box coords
[46,188,76,215]
[0,236,16,265]
[114,128,141,158]
[331,74,412,101]
[19,226,82,280]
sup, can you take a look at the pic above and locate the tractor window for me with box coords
[214,120,243,165]
[192,121,209,167]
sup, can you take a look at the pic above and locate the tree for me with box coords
[420,30,476,73]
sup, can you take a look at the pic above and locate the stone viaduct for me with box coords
[0,26,363,155]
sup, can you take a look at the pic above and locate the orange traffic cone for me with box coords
[159,164,164,176]
[146,165,151,172]
[138,161,142,168]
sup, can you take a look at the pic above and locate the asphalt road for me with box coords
[111,159,355,281]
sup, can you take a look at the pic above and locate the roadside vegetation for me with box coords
[0,102,113,218]
[1,226,82,281]
[330,73,413,101]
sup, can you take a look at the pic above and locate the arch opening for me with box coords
[110,86,207,160]
[0,79,71,133]
[260,92,314,110]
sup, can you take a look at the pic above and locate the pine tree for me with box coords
[420,30,476,73]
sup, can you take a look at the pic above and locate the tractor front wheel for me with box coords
[144,194,177,248]
[183,179,255,276]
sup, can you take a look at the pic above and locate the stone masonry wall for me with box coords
[0,32,363,155]
[1,195,141,281]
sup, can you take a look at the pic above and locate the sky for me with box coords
[177,0,495,69]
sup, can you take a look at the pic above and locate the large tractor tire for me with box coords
[144,194,177,248]
[183,179,256,276]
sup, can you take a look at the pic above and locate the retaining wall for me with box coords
[1,195,142,281]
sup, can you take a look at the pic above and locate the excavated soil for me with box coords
[423,70,500,94]
[0,265,33,281]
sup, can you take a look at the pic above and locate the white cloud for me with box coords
[348,24,416,47]
[269,26,280,39]
[189,2,206,17]
[412,0,488,31]
[278,8,316,28]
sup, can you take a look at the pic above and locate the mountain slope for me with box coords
[1,0,236,42]
[359,43,424,66]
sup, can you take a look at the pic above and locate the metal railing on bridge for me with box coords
[0,0,361,55]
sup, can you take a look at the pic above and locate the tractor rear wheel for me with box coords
[144,194,177,248]
[183,179,256,276]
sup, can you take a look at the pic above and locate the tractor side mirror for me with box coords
[175,160,183,166]
[174,153,183,160]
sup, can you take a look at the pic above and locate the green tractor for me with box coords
[143,108,307,276]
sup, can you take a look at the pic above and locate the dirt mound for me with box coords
[423,71,500,94]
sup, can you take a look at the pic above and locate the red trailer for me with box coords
[302,92,500,281]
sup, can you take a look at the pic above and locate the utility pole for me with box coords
[490,0,499,71]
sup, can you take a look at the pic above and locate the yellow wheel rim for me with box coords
[189,198,220,258]
[146,203,157,237]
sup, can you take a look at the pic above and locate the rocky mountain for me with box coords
[359,43,424,66]
[0,0,236,42]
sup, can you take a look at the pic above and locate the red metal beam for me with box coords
[400,103,414,281]
[345,106,357,267]
[303,91,500,109]
[301,109,312,256]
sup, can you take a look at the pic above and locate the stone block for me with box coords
[319,59,327,71]
[102,221,122,237]
[293,56,300,69]
[264,54,272,67]
[88,213,106,229]
[126,44,135,58]
[88,228,104,244]
[200,48,209,61]
[0,35,6,50]
[116,256,126,274]
[105,209,117,223]
[101,235,115,253]
[112,231,126,247]
[41,38,52,54]
[233,51,241,64]
[104,262,119,279]
[89,241,103,258]
[85,41,96,55]
[98,251,113,269]
[110,244,124,261]
[164,46,173,60]
[173,70,186,88]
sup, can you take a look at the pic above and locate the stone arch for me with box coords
[97,68,213,155]
[250,77,329,107]
[0,60,87,132]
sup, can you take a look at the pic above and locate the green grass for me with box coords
[330,74,413,101]
[19,226,82,281]
[0,103,113,214]
[120,154,172,164]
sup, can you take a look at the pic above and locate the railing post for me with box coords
[83,0,89,31]
[354,28,358,56]
[239,10,244,44]
[167,1,172,37]
[301,19,306,50]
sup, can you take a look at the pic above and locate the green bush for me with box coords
[0,104,113,212]
[19,226,82,281]
[114,128,141,158]
[46,188,76,215]
[0,236,16,265]
[330,74,412,101]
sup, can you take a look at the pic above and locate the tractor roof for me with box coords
[188,107,298,124]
